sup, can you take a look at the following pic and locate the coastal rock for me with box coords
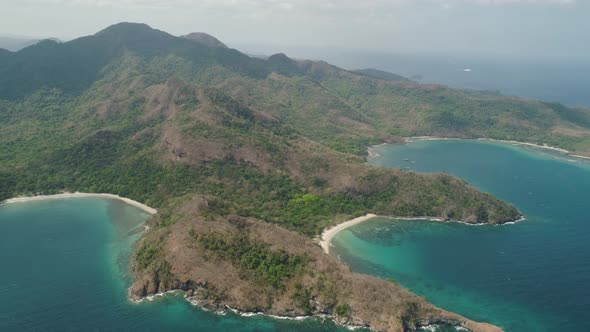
[130,277,150,298]
[130,200,503,332]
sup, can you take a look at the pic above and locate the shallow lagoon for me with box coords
[333,140,590,331]
[3,139,589,331]
[0,197,347,331]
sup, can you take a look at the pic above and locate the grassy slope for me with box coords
[218,60,590,155]
[3,23,588,330]
[0,66,519,231]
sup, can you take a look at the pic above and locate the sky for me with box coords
[0,0,588,59]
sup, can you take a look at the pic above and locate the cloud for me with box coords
[432,0,575,6]
[20,0,577,9]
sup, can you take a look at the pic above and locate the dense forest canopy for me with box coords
[2,22,588,331]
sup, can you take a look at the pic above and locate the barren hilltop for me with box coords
[3,22,590,331]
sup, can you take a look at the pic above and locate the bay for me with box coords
[0,197,345,331]
[332,140,590,331]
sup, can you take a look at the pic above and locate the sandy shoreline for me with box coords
[330,136,553,256]
[569,154,590,161]
[319,214,526,255]
[1,192,157,215]
[399,136,590,160]
[319,215,461,255]
[367,142,387,160]
[476,137,570,153]
[319,214,378,254]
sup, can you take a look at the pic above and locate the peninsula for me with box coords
[3,22,590,331]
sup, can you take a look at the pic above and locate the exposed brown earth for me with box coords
[9,24,579,332]
[131,196,502,332]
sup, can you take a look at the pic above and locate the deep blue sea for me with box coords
[332,140,590,331]
[236,44,590,107]
[0,198,346,331]
[3,140,589,331]
[321,52,590,108]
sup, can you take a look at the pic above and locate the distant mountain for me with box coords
[0,36,41,51]
[267,52,303,75]
[0,22,268,99]
[182,32,228,48]
[4,22,590,332]
[353,68,409,81]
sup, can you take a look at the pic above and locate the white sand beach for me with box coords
[318,213,526,255]
[402,136,590,160]
[568,154,590,161]
[476,138,571,154]
[319,214,377,254]
[1,192,157,215]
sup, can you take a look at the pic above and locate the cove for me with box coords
[332,139,590,331]
[0,197,347,331]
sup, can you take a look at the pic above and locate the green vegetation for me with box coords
[0,23,530,232]
[292,283,315,315]
[476,205,489,223]
[135,242,161,270]
[335,303,352,317]
[3,22,577,329]
[197,232,308,288]
[0,23,536,235]
[402,301,422,330]
[387,278,399,285]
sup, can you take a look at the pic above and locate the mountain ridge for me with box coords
[353,68,409,82]
[0,36,42,51]
[3,22,589,331]
[182,32,228,48]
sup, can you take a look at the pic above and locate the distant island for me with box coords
[0,36,43,51]
[3,22,590,331]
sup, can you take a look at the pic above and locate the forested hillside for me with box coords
[3,22,588,331]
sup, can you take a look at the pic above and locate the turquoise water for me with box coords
[0,197,346,331]
[332,140,590,331]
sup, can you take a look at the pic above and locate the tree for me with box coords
[476,204,489,222]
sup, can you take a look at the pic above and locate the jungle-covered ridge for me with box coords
[2,22,588,331]
[0,22,538,226]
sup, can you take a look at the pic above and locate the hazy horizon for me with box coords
[2,1,589,108]
[1,0,589,61]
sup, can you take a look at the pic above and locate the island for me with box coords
[3,22,590,331]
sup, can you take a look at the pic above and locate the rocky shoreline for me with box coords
[129,284,483,332]
[129,280,372,330]
[127,206,505,332]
